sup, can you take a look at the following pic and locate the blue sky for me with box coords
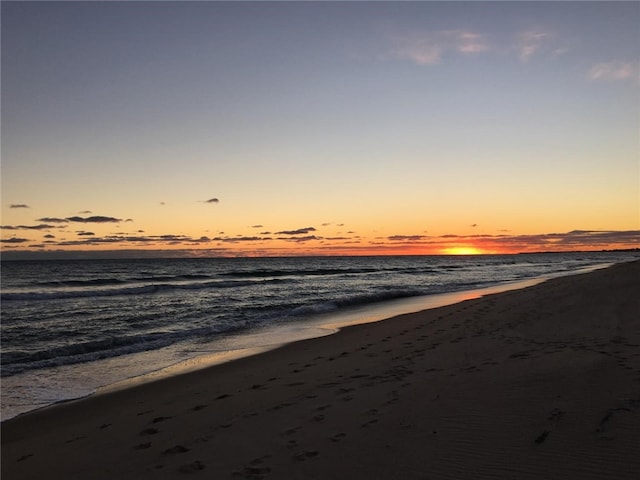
[2,1,639,256]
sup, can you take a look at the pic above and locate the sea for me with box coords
[1,252,637,421]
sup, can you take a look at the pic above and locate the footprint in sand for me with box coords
[164,445,190,455]
[282,426,301,436]
[285,381,305,387]
[242,465,272,477]
[151,416,172,424]
[534,430,550,444]
[177,460,205,473]
[361,419,379,428]
[293,451,319,461]
[239,455,273,477]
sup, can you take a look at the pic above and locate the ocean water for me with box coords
[1,252,636,420]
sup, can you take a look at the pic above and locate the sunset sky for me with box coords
[2,1,639,258]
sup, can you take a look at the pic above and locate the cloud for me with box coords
[430,229,640,253]
[588,61,640,83]
[1,224,56,230]
[218,236,265,243]
[66,216,122,223]
[456,31,490,54]
[36,217,69,223]
[10,204,30,209]
[391,29,489,66]
[277,235,319,243]
[516,30,553,62]
[1,237,29,243]
[515,29,572,63]
[20,224,57,230]
[51,233,214,247]
[77,231,95,236]
[511,230,640,248]
[275,227,317,235]
[204,198,219,204]
[251,225,264,228]
[388,235,429,242]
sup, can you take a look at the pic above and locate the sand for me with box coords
[2,260,639,479]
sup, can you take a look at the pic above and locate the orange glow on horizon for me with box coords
[442,246,484,255]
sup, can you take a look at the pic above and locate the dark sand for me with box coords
[2,261,639,479]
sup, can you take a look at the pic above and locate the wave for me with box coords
[217,265,467,281]
[35,278,128,287]
[34,273,215,288]
[131,274,213,282]
[0,287,430,376]
[286,289,427,317]
[3,254,628,378]
[1,278,290,302]
[0,317,257,377]
[218,267,382,278]
[17,264,469,294]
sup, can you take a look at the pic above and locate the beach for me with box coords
[2,260,639,479]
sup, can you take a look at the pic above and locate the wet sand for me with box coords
[2,260,639,479]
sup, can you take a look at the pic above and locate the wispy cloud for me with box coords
[277,235,319,243]
[389,28,573,66]
[516,29,565,62]
[54,233,214,247]
[36,217,69,223]
[517,30,547,62]
[275,227,317,235]
[10,204,30,209]
[1,237,29,243]
[588,61,640,83]
[377,229,640,253]
[203,197,219,204]
[66,216,122,223]
[216,236,265,243]
[1,224,57,230]
[387,235,429,242]
[391,29,489,66]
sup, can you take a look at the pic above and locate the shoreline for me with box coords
[97,263,611,392]
[2,260,639,479]
[1,262,611,422]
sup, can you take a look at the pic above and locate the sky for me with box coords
[1,1,639,258]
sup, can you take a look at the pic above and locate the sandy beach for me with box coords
[2,260,639,479]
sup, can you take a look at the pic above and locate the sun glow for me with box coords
[443,246,483,255]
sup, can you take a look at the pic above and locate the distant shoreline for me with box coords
[2,248,638,261]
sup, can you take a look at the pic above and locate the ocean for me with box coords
[1,252,636,420]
